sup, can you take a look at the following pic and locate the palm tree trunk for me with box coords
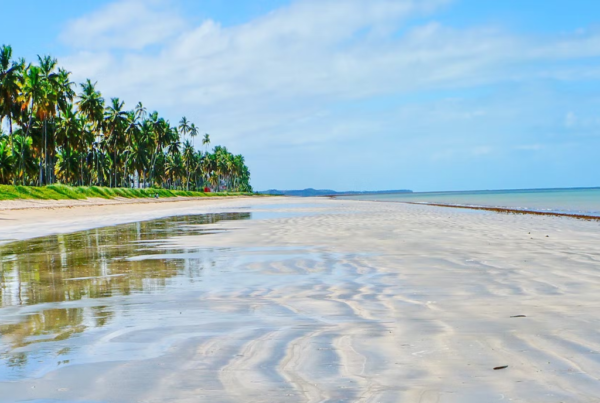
[44,120,48,186]
[113,147,117,188]
[80,138,84,186]
[149,146,159,186]
[8,116,13,154]
[9,116,15,185]
[21,99,35,185]
[123,154,130,188]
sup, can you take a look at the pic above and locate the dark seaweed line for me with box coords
[406,202,600,221]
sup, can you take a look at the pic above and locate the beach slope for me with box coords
[1,198,599,402]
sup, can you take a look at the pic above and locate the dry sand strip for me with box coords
[0,194,261,211]
[1,199,600,402]
[0,196,280,243]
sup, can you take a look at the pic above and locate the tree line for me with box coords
[0,45,252,192]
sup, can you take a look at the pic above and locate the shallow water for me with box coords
[3,200,600,402]
[339,187,600,216]
[0,213,251,381]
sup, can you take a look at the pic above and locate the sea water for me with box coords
[338,187,600,217]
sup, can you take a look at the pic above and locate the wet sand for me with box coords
[1,198,600,402]
[0,196,267,243]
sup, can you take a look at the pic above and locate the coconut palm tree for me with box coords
[104,98,128,187]
[77,80,104,185]
[0,45,23,158]
[0,137,13,183]
[182,140,195,190]
[0,46,254,191]
[17,64,44,184]
[189,123,198,148]
[178,116,190,143]
[35,55,61,185]
[202,133,210,153]
[12,132,37,184]
[135,101,147,121]
[55,146,79,184]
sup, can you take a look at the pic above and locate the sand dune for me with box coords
[1,198,600,402]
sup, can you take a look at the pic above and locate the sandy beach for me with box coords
[1,197,600,402]
[0,196,263,243]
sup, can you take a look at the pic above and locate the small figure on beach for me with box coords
[154,193,159,199]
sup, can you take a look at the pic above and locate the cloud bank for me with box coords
[57,0,600,190]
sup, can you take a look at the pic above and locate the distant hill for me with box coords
[258,188,412,197]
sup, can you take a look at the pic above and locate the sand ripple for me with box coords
[2,199,600,402]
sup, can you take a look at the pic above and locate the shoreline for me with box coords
[0,196,294,244]
[406,201,600,221]
[3,194,599,228]
[332,196,600,221]
[0,194,270,211]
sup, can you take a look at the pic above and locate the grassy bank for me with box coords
[0,185,252,201]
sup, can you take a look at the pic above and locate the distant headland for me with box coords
[258,188,413,197]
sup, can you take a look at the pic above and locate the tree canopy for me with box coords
[0,44,252,192]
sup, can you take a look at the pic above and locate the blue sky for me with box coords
[2,0,600,191]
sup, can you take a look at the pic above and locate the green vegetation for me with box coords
[0,45,252,192]
[0,184,250,201]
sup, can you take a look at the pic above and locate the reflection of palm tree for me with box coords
[0,212,251,365]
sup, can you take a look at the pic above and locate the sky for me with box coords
[2,0,600,192]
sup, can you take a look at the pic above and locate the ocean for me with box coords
[338,187,600,217]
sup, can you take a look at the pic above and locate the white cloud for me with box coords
[54,0,600,189]
[565,111,577,127]
[60,0,187,50]
[516,144,543,151]
[471,146,492,156]
[59,0,600,120]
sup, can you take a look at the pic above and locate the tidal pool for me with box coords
[0,213,251,382]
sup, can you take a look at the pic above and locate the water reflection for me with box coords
[0,213,250,373]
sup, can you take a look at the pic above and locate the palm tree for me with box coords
[189,123,198,148]
[55,146,79,184]
[0,137,13,183]
[77,79,104,185]
[104,98,128,187]
[135,101,147,121]
[17,64,43,184]
[178,116,190,144]
[0,45,23,159]
[56,105,88,185]
[121,110,140,187]
[182,140,195,191]
[12,132,36,184]
[36,55,61,185]
[51,69,75,184]
[0,45,254,191]
[202,133,210,153]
